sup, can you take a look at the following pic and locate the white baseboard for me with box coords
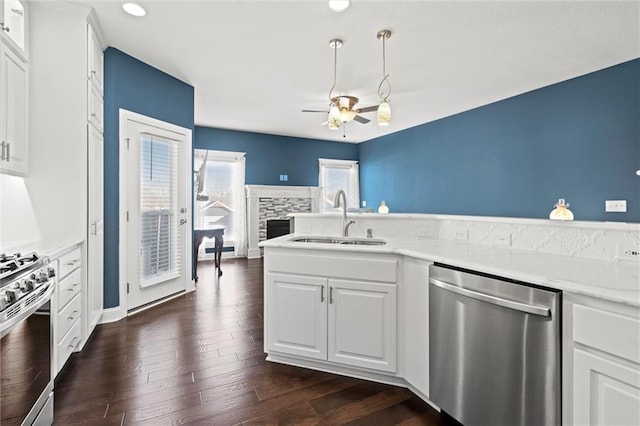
[247,247,261,259]
[99,306,126,324]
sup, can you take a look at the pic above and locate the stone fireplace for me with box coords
[245,185,321,258]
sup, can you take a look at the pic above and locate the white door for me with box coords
[87,125,103,332]
[328,279,397,373]
[124,114,191,311]
[266,272,327,360]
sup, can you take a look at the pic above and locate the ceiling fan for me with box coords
[302,95,378,125]
[302,38,378,129]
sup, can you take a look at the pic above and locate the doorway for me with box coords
[119,110,193,313]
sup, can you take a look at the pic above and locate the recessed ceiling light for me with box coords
[122,2,146,17]
[329,0,349,12]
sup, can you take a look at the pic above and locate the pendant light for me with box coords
[376,30,392,126]
[327,38,343,130]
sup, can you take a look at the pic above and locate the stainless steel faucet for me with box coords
[333,189,355,236]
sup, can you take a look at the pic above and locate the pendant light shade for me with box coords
[376,30,392,126]
[377,99,391,126]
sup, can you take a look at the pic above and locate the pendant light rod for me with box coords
[328,38,342,102]
[377,30,392,100]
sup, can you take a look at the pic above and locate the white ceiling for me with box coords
[74,0,639,143]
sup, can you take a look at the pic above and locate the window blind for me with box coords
[139,135,180,286]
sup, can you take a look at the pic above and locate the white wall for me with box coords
[0,174,41,247]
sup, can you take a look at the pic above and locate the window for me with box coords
[194,149,247,257]
[318,158,359,213]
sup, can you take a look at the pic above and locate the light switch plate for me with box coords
[605,200,627,212]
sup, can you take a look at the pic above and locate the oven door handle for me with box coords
[0,282,55,336]
[430,278,551,317]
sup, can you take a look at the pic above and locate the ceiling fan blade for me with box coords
[302,109,328,113]
[353,115,371,124]
[358,105,379,113]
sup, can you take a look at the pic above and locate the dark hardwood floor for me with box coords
[54,258,443,425]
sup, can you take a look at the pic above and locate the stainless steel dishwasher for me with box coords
[429,263,561,426]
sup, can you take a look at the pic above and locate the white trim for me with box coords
[98,306,125,324]
[118,109,193,316]
[195,149,245,162]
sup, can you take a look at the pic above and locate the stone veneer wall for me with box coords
[258,197,312,241]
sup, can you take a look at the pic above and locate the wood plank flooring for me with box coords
[54,258,444,425]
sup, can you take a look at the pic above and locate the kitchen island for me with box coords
[260,213,639,426]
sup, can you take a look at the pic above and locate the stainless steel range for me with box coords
[0,252,55,426]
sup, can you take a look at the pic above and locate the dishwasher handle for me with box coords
[430,278,551,317]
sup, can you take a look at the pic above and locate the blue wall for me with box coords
[194,127,359,186]
[359,59,640,222]
[103,48,195,309]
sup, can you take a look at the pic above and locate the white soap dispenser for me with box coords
[378,200,389,214]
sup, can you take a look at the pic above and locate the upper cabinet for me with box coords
[1,0,27,59]
[0,0,27,176]
[87,22,102,94]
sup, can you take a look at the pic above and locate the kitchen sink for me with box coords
[289,236,386,246]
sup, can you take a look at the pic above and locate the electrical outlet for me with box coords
[453,230,468,241]
[493,231,512,247]
[362,201,367,207]
[617,243,640,261]
[605,200,627,212]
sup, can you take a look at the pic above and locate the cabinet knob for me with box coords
[1,24,9,33]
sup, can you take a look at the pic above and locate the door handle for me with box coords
[179,218,187,226]
[329,286,334,304]
[91,222,97,236]
[429,278,550,317]
[320,286,324,303]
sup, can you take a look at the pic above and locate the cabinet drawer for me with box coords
[58,247,81,279]
[57,319,81,373]
[56,293,81,343]
[573,304,640,364]
[58,268,81,309]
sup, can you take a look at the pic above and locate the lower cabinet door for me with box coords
[266,273,327,360]
[328,279,397,372]
[573,348,640,426]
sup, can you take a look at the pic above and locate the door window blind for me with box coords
[139,135,180,286]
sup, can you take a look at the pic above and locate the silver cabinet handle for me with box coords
[179,218,187,225]
[1,23,9,33]
[5,142,9,161]
[320,286,324,303]
[68,337,79,348]
[66,259,80,266]
[329,286,334,304]
[0,142,5,161]
[430,278,550,317]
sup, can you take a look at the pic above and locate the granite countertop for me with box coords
[260,234,640,308]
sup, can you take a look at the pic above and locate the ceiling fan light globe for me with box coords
[340,109,358,123]
[377,99,391,126]
[328,106,341,129]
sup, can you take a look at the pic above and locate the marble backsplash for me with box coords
[291,213,640,263]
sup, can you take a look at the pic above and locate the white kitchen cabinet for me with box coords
[87,22,102,94]
[265,250,398,374]
[400,257,431,399]
[29,3,105,349]
[328,278,396,372]
[266,273,327,360]
[1,0,27,58]
[0,39,27,176]
[564,295,640,426]
[52,244,84,376]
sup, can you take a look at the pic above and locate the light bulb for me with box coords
[377,99,391,126]
[329,0,350,12]
[122,3,146,17]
